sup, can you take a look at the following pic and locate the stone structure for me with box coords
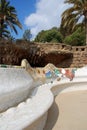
[29,43,87,68]
[0,64,87,130]
[0,40,87,68]
[70,46,87,68]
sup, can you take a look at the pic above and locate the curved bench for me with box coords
[0,85,53,130]
[0,66,87,130]
[0,68,33,112]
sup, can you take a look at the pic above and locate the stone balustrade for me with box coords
[0,61,87,130]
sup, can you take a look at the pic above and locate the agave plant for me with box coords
[61,0,87,45]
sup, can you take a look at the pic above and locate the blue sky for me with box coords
[9,0,69,39]
[10,0,37,39]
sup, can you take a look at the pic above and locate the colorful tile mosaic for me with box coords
[45,68,77,81]
[45,71,52,78]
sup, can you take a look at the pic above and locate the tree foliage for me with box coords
[35,27,63,43]
[64,27,85,46]
[0,0,22,39]
[34,24,85,46]
[23,29,32,41]
[0,23,10,38]
[61,0,87,45]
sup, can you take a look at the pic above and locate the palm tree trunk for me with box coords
[0,19,4,38]
[85,12,87,45]
[0,25,2,38]
[86,22,87,45]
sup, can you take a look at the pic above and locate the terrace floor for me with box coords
[44,90,87,130]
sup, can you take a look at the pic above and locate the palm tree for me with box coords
[0,0,22,38]
[61,0,87,45]
[0,23,10,38]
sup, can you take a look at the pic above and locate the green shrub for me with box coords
[64,27,85,46]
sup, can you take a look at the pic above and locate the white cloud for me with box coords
[24,0,68,39]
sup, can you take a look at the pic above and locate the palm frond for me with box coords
[0,0,22,38]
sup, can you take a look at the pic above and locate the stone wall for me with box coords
[0,40,87,68]
[28,43,73,67]
[57,46,87,68]
[29,43,87,68]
